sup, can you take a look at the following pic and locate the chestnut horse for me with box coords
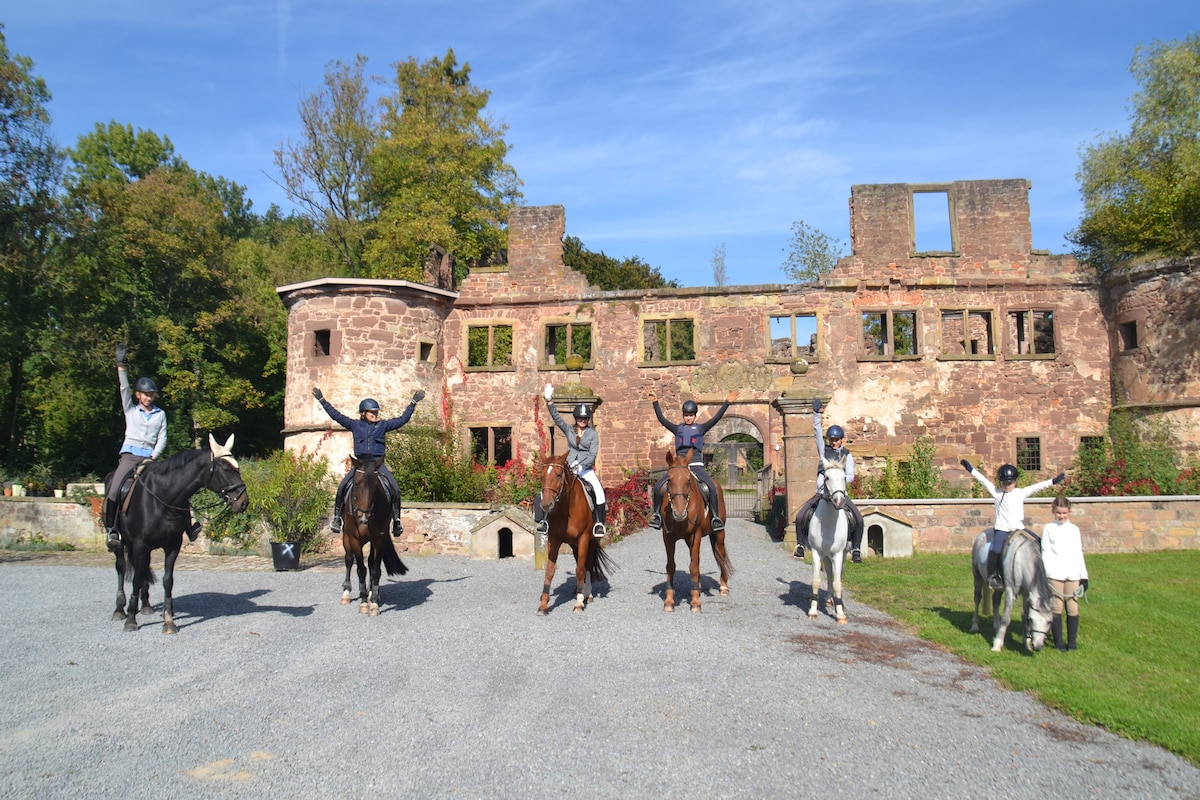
[660,448,733,612]
[536,453,616,615]
[341,456,408,616]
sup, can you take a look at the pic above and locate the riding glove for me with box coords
[960,459,973,473]
[115,343,126,367]
[312,387,324,401]
[812,397,822,413]
[413,390,425,403]
[1052,472,1066,485]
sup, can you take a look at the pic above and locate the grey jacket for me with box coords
[118,367,167,459]
[547,402,599,471]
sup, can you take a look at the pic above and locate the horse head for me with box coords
[207,434,249,513]
[348,455,384,528]
[539,454,571,515]
[820,454,848,509]
[665,448,699,524]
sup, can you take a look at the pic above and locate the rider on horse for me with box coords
[648,389,738,532]
[793,397,865,561]
[962,459,1064,589]
[539,384,607,539]
[105,343,181,549]
[313,387,424,537]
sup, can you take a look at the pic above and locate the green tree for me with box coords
[273,56,375,277]
[781,219,844,282]
[365,49,523,282]
[562,235,678,290]
[1071,35,1200,275]
[0,27,62,469]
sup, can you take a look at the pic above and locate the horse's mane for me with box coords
[1029,547,1055,611]
[147,448,208,477]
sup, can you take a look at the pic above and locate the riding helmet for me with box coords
[133,377,158,394]
[682,400,699,415]
[826,424,845,440]
[572,403,592,420]
[997,463,1018,483]
[359,398,381,413]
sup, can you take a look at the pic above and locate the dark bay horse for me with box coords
[660,448,733,612]
[805,453,849,623]
[536,453,616,615]
[341,456,408,616]
[108,434,249,633]
[971,529,1053,652]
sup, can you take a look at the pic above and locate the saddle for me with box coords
[114,460,152,515]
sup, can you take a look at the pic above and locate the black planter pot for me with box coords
[270,541,302,571]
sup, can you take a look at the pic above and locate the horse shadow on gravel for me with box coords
[145,589,316,631]
[935,605,1042,655]
[777,576,818,610]
[646,569,729,603]
[380,576,444,612]
[540,576,612,613]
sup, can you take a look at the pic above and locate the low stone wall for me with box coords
[4,495,1197,555]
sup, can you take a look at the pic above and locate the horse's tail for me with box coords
[587,541,617,584]
[378,534,409,577]
[709,534,735,577]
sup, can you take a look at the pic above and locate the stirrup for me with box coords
[592,523,606,539]
[392,519,404,537]
[793,544,805,559]
[851,548,862,563]
[988,573,1004,590]
[106,529,121,549]
[330,514,343,533]
[648,512,662,529]
[710,515,725,532]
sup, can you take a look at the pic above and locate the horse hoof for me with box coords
[991,642,1003,652]
[111,610,125,622]
[369,604,380,617]
[123,619,138,632]
[536,608,548,617]
[359,603,369,614]
[163,622,178,634]
[573,605,584,613]
[836,617,848,625]
[808,612,819,620]
[664,603,674,613]
[719,587,729,597]
[690,604,701,613]
[340,597,350,605]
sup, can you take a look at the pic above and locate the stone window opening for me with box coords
[1008,309,1056,356]
[860,310,919,360]
[1016,436,1042,473]
[768,313,818,362]
[1118,320,1139,351]
[467,324,514,370]
[418,340,436,364]
[543,322,593,369]
[313,329,331,358]
[910,186,958,256]
[940,309,995,358]
[642,317,696,364]
[470,426,513,465]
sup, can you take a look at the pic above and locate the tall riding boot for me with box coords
[104,500,121,549]
[986,551,1003,590]
[330,482,346,533]
[710,500,725,532]
[391,495,404,537]
[850,519,863,563]
[1051,614,1066,651]
[532,494,548,535]
[1066,614,1079,650]
[592,503,607,539]
[649,490,662,529]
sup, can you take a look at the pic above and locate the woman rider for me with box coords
[648,389,738,531]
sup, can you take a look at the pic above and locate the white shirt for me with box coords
[1042,519,1089,581]
[969,469,1053,532]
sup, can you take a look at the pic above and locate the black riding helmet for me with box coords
[359,398,380,413]
[997,464,1018,483]
[133,377,158,394]
[573,403,592,420]
[682,400,698,415]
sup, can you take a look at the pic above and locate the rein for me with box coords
[665,463,702,528]
[134,453,246,521]
[541,461,577,513]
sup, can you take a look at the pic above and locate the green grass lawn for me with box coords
[845,550,1200,766]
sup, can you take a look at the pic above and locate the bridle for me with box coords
[665,462,701,527]
[541,460,576,514]
[347,464,385,523]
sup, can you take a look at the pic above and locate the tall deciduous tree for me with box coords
[1071,35,1200,275]
[0,26,62,469]
[365,49,523,282]
[711,242,727,287]
[781,220,844,282]
[273,55,375,277]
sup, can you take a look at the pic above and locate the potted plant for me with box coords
[247,451,336,571]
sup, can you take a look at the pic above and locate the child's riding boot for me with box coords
[986,551,1003,590]
[592,503,607,539]
[1066,614,1079,650]
[391,496,404,537]
[1051,614,1066,651]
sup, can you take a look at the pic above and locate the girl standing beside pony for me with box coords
[1041,495,1089,651]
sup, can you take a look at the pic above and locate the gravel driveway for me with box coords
[1,519,1196,799]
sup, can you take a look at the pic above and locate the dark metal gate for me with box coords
[706,442,763,519]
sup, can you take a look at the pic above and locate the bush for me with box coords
[239,450,336,554]
[390,423,491,503]
[854,435,959,499]
[605,469,653,540]
[1068,411,1199,496]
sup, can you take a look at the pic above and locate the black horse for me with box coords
[107,434,249,633]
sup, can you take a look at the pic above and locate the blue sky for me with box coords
[5,1,1195,286]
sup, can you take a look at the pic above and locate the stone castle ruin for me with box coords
[278,179,1200,528]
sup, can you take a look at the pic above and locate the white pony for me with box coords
[806,453,850,624]
[970,529,1053,652]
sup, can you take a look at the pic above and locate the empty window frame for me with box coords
[470,426,513,466]
[1008,309,1055,355]
[860,310,919,359]
[543,322,593,368]
[940,309,995,356]
[466,324,514,369]
[642,317,696,364]
[1118,320,1139,351]
[312,329,331,358]
[1016,437,1042,473]
[768,313,818,361]
[417,340,436,364]
[911,187,956,254]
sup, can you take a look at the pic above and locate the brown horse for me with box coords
[341,456,408,616]
[660,448,733,612]
[536,453,616,615]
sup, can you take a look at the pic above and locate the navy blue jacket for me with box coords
[318,397,417,458]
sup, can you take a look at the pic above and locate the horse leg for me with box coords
[124,546,150,631]
[710,530,730,597]
[992,588,1014,652]
[830,551,847,624]
[970,572,983,633]
[808,554,823,620]
[537,540,562,616]
[688,534,703,613]
[356,547,370,614]
[663,536,677,612]
[112,546,128,621]
[367,541,382,617]
[341,544,354,605]
[573,538,588,613]
[160,547,180,634]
